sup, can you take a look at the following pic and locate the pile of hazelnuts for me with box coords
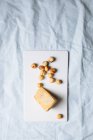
[31,56,63,88]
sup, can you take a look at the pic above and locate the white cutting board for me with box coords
[23,51,68,122]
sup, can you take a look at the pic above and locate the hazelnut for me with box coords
[37,83,44,87]
[56,80,63,85]
[50,68,57,74]
[40,70,46,76]
[39,75,45,80]
[49,78,55,83]
[47,57,55,62]
[48,73,54,78]
[42,61,49,66]
[45,66,50,72]
[31,63,38,68]
[57,114,63,119]
[39,65,45,70]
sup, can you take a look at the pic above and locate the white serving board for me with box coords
[23,51,68,122]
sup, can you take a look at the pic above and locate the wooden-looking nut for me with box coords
[56,80,63,85]
[48,73,54,78]
[37,83,44,87]
[57,114,63,119]
[39,75,45,80]
[31,63,38,69]
[47,57,55,62]
[45,66,50,72]
[42,61,49,66]
[40,70,46,76]
[39,65,45,70]
[50,68,57,74]
[49,78,55,83]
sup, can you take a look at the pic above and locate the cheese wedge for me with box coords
[34,87,57,111]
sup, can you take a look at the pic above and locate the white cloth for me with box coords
[0,0,93,140]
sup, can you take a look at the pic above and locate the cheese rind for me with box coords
[34,87,57,111]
